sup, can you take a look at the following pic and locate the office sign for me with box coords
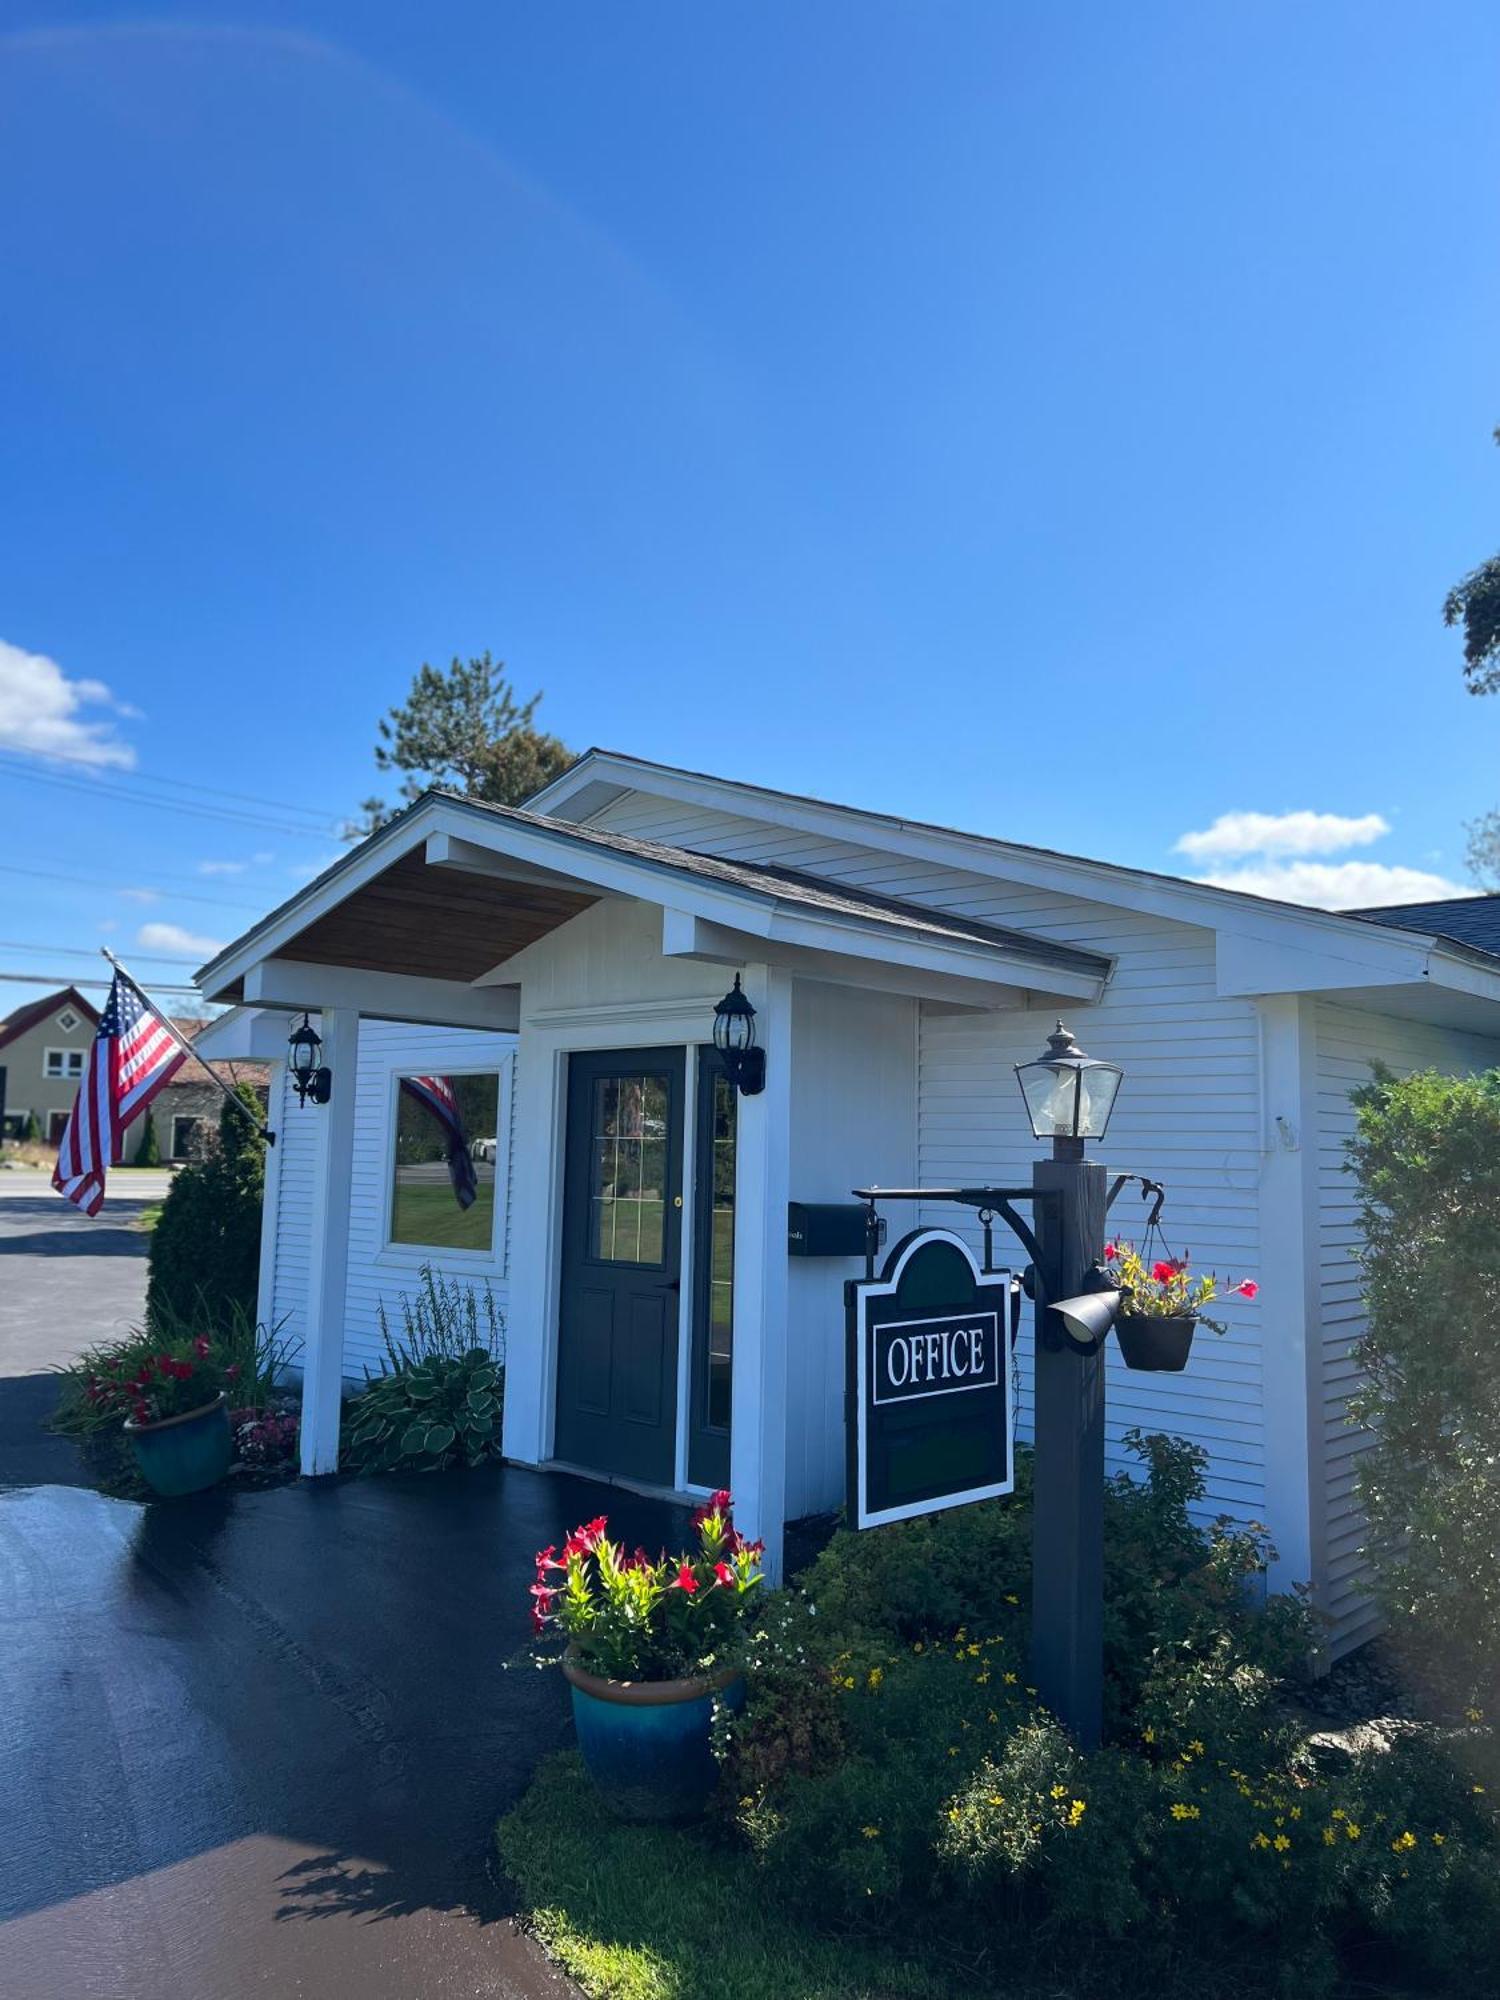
[845,1228,1014,1529]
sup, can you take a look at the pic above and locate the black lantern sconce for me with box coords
[288,1012,332,1107]
[1014,1020,1124,1160]
[712,974,765,1096]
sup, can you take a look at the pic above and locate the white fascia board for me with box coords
[1217,927,1500,1019]
[531,752,1481,970]
[658,910,1031,1012]
[243,958,520,1031]
[192,1008,299,1062]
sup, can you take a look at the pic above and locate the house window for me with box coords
[389,1071,500,1253]
[57,1009,80,1033]
[44,1048,85,1081]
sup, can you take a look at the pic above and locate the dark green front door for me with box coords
[555,1048,685,1485]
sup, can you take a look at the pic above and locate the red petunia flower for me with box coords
[1104,1243,1119,1261]
[714,1561,735,1587]
[1236,1280,1259,1300]
[1151,1261,1176,1285]
[674,1562,699,1594]
[194,1336,211,1359]
[224,1364,240,1380]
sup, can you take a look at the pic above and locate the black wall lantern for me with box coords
[288,1012,333,1106]
[712,974,765,1096]
[1014,1020,1123,1159]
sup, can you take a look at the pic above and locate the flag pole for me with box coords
[100,948,276,1147]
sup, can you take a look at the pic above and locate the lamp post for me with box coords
[1014,1021,1123,1750]
[712,975,766,1096]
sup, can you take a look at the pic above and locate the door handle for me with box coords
[662,1278,681,1294]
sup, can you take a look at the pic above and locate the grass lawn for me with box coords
[497,1755,979,2000]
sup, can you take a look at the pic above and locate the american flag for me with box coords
[399,1074,478,1210]
[52,973,186,1216]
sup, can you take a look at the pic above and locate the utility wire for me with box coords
[0,749,337,829]
[0,970,207,995]
[0,939,209,967]
[0,756,344,840]
[0,861,270,915]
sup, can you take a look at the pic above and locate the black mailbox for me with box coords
[787,1202,880,1258]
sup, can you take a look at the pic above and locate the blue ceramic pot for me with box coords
[563,1656,746,1822]
[125,1393,232,1498]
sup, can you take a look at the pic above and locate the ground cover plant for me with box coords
[500,1435,1500,2000]
[340,1264,505,1473]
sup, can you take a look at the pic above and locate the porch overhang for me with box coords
[196,791,1113,1019]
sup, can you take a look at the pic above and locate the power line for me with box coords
[0,970,208,995]
[0,861,270,915]
[0,755,345,840]
[0,749,339,829]
[0,939,209,967]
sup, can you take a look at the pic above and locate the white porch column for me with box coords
[729,965,793,1583]
[1255,994,1323,1603]
[299,1008,360,1477]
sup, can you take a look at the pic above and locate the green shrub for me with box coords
[708,1433,1500,1994]
[1347,1065,1500,1708]
[146,1086,265,1334]
[22,1110,41,1144]
[133,1108,161,1166]
[341,1264,504,1473]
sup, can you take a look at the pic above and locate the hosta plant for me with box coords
[341,1346,504,1473]
[531,1490,764,1680]
[1104,1241,1257,1336]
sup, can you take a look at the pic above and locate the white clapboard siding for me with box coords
[589,790,1266,1527]
[268,1018,516,1383]
[266,1055,316,1361]
[1314,1002,1500,1655]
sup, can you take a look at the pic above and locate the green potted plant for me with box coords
[89,1335,237,1496]
[531,1491,764,1822]
[1105,1241,1258,1372]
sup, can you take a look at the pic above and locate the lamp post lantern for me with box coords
[712,975,766,1095]
[288,1012,332,1107]
[1017,1021,1123,1750]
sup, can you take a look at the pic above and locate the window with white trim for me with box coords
[44,1048,85,1080]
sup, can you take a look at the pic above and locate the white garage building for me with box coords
[196,751,1500,1658]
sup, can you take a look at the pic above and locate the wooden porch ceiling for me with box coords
[273,849,598,982]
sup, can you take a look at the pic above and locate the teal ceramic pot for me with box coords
[563,1657,745,1822]
[125,1393,232,1498]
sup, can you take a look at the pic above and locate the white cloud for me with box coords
[288,852,342,882]
[137,920,226,959]
[119,886,160,905]
[1191,860,1472,910]
[1174,810,1390,863]
[0,638,137,768]
[198,859,247,876]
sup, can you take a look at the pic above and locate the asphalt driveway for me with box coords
[0,1178,690,1998]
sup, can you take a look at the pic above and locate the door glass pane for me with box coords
[589,1073,668,1265]
[706,1073,736,1429]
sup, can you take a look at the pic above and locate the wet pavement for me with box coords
[0,1180,166,1490]
[1,1461,690,1998]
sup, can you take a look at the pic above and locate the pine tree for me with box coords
[346,652,572,838]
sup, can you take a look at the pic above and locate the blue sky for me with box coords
[2,4,1498,1013]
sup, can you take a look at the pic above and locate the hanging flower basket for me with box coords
[1114,1313,1198,1373]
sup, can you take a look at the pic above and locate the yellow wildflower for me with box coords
[1025,1686,1038,1697]
[1004,1593,1019,1605]
[1433,1833,1446,1846]
[1067,1799,1087,1827]
[1322,1828,1337,1848]
[1170,1803,1200,1822]
[866,1666,883,1691]
[1050,1784,1067,1799]
[1465,1706,1483,1723]
[861,1825,881,1840]
[1345,1823,1361,1841]
[1392,1831,1417,1854]
[1142,1726,1155,1744]
[1252,1832,1271,1851]
[947,1746,959,1757]
[1273,1834,1291,1853]
[1003,1671,1018,1686]
[1332,1808,1346,1820]
[1187,1739,1205,1757]
[987,1794,1005,1807]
